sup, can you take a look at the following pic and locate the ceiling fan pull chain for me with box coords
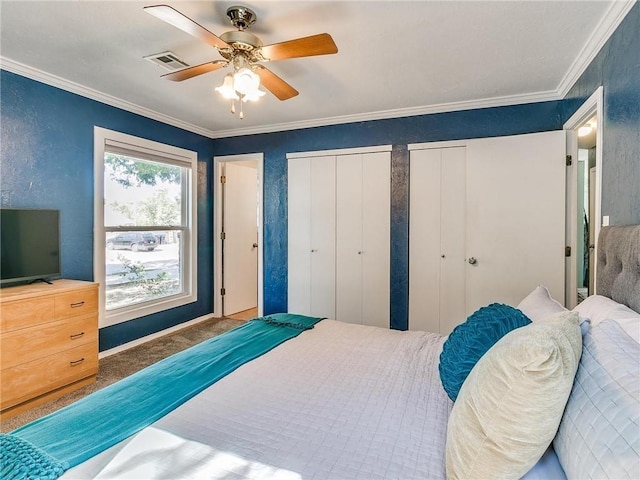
[239,97,244,120]
[231,99,236,114]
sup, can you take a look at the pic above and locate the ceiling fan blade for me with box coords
[162,60,227,81]
[144,5,229,50]
[260,33,338,61]
[255,66,299,100]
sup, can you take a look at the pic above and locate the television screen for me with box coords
[0,208,61,286]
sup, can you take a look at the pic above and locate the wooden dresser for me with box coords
[0,279,99,419]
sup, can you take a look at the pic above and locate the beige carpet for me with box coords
[0,316,245,433]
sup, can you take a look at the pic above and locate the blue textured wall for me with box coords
[0,70,216,350]
[212,102,565,329]
[563,2,640,225]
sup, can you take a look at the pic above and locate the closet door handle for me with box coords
[311,249,318,253]
[468,257,478,265]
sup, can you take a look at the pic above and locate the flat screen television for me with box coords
[0,208,61,286]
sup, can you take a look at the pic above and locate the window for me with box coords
[94,127,197,327]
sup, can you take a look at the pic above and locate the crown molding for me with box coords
[0,57,216,139]
[206,89,562,138]
[1,0,634,140]
[556,0,636,98]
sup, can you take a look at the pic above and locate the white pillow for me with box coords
[554,319,640,479]
[518,285,591,336]
[573,295,640,342]
[517,285,567,321]
[445,311,582,479]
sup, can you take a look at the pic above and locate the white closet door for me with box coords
[309,156,336,318]
[361,152,390,328]
[409,147,465,334]
[336,154,363,324]
[288,159,312,314]
[336,151,390,327]
[409,149,441,333]
[439,147,466,334]
[465,131,566,313]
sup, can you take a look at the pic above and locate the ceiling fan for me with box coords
[144,4,338,117]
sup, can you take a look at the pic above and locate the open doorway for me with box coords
[214,153,264,318]
[564,87,603,308]
[576,115,597,303]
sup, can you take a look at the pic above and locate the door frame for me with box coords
[213,153,264,317]
[563,86,603,307]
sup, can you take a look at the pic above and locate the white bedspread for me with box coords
[63,320,451,480]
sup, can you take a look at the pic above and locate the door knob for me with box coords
[468,257,478,265]
[252,243,258,248]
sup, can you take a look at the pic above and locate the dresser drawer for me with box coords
[0,297,55,332]
[54,287,98,320]
[1,342,98,410]
[1,314,97,369]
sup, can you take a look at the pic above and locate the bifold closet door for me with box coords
[464,131,566,312]
[288,156,336,318]
[409,147,466,334]
[336,152,390,328]
[409,131,566,334]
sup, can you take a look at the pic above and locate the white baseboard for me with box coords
[99,314,219,359]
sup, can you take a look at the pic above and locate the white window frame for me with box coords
[94,126,197,327]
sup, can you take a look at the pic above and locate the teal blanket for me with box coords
[0,314,323,480]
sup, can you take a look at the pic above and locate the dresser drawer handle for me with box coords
[70,301,85,308]
[70,358,85,366]
[70,332,85,340]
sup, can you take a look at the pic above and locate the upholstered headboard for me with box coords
[596,224,640,313]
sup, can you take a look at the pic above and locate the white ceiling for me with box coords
[0,1,633,138]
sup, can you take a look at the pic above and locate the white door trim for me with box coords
[563,86,603,305]
[213,152,264,318]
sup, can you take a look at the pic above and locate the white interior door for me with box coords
[409,146,465,334]
[409,148,442,333]
[439,147,466,334]
[336,154,363,324]
[335,151,390,327]
[288,156,336,318]
[465,131,566,312]
[310,156,336,318]
[361,151,390,328]
[223,162,258,316]
[288,159,312,314]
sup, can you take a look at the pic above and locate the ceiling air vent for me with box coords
[144,51,189,71]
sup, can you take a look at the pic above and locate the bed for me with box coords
[2,225,639,479]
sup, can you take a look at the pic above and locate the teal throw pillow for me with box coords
[439,303,531,401]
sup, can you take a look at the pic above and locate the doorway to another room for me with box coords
[564,86,603,309]
[214,153,264,319]
[576,115,597,303]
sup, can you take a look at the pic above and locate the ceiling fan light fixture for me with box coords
[243,88,266,102]
[215,73,239,100]
[233,67,260,95]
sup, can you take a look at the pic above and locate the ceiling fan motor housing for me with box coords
[220,30,262,51]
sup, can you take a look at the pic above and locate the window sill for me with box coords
[100,291,197,328]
